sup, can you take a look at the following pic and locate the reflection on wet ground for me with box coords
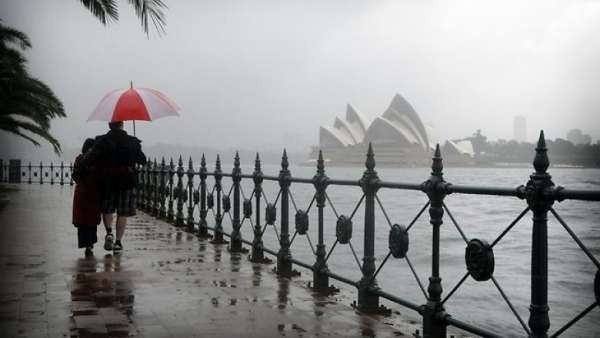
[0,185,431,337]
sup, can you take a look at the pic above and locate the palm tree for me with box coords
[79,0,167,36]
[0,21,65,154]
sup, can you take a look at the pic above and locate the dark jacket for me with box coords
[86,129,147,189]
[72,154,101,226]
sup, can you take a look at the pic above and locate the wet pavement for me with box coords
[0,184,432,338]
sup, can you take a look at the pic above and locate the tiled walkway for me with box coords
[0,184,430,338]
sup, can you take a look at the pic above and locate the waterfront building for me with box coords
[312,94,473,166]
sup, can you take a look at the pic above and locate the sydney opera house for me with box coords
[311,94,473,166]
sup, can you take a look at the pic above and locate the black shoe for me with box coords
[113,241,123,253]
[84,247,93,257]
[104,233,114,251]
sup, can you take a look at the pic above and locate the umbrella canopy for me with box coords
[88,84,180,122]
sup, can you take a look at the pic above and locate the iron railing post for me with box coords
[153,158,160,216]
[69,162,73,186]
[313,150,330,290]
[39,162,43,184]
[230,152,243,252]
[148,160,155,214]
[212,155,226,243]
[175,155,185,227]
[358,143,381,311]
[139,162,146,210]
[144,161,151,212]
[422,144,448,338]
[60,162,64,185]
[250,153,266,262]
[167,158,175,222]
[50,162,54,185]
[198,154,210,238]
[187,157,195,231]
[525,131,554,338]
[159,157,167,218]
[277,149,293,276]
[28,162,32,184]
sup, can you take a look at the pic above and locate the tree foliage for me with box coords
[0,21,65,154]
[79,0,167,36]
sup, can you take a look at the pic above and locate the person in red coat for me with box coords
[72,138,101,256]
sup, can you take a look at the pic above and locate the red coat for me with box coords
[72,155,101,226]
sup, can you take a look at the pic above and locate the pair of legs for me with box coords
[102,213,127,241]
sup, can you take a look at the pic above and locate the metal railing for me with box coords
[2,130,599,337]
[0,160,73,185]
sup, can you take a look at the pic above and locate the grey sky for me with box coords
[1,0,600,160]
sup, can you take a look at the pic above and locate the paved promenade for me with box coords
[0,184,431,338]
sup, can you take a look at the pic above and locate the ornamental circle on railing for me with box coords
[207,193,214,209]
[595,270,600,305]
[266,203,276,225]
[336,215,352,244]
[222,195,231,212]
[389,224,409,259]
[465,238,495,282]
[295,210,309,235]
[243,199,252,218]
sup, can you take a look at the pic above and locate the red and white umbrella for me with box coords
[88,83,180,130]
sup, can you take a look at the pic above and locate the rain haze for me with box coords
[1,0,600,160]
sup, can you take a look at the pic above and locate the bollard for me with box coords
[28,162,32,184]
[313,150,330,290]
[277,149,293,276]
[175,155,185,227]
[187,157,195,231]
[198,154,210,237]
[525,131,553,337]
[230,152,243,252]
[39,162,43,184]
[358,143,381,312]
[422,144,448,338]
[167,158,175,222]
[50,162,54,185]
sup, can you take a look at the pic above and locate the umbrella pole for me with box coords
[133,120,136,137]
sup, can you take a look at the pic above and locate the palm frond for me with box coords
[0,20,31,49]
[127,0,167,36]
[0,115,64,154]
[79,0,119,25]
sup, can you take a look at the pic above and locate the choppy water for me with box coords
[187,164,600,337]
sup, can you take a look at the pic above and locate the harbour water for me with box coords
[200,164,600,337]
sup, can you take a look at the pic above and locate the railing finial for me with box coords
[431,143,443,177]
[201,153,206,167]
[234,151,240,169]
[281,148,289,171]
[216,154,221,171]
[533,130,549,176]
[366,142,375,172]
[255,152,261,172]
[317,149,325,175]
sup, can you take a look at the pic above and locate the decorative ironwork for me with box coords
[389,224,409,259]
[335,215,352,244]
[294,210,308,235]
[243,199,252,218]
[465,239,494,282]
[222,195,231,213]
[265,203,276,225]
[207,193,214,209]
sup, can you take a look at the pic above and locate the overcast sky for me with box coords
[1,0,600,159]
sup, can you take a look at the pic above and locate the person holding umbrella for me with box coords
[87,82,179,253]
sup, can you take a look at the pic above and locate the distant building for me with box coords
[513,116,526,142]
[311,94,473,166]
[567,129,592,145]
